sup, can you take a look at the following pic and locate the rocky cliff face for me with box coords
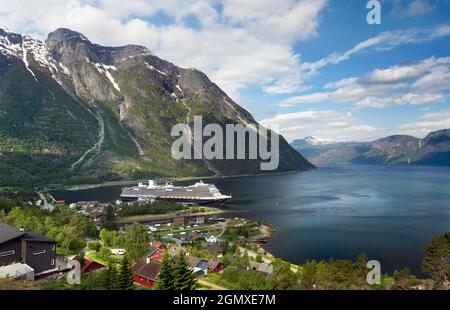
[291,130,450,166]
[0,27,313,186]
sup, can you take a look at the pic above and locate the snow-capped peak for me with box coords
[302,136,353,146]
[0,25,15,34]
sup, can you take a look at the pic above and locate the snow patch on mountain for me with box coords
[301,136,354,146]
[144,62,168,77]
[92,62,121,93]
[22,46,37,82]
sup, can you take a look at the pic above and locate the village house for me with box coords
[132,258,162,289]
[173,217,185,226]
[205,243,225,257]
[0,223,57,279]
[76,201,107,222]
[207,259,225,273]
[150,241,166,251]
[205,234,218,244]
[249,261,273,276]
[187,256,209,278]
[81,258,105,273]
[145,246,164,262]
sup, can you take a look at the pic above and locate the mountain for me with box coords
[0,27,313,186]
[291,130,450,166]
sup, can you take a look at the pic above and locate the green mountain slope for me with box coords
[0,27,314,186]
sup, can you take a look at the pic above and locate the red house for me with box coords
[150,241,166,250]
[145,246,164,262]
[208,259,225,273]
[81,259,105,273]
[132,258,161,289]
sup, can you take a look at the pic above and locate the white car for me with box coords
[111,249,126,256]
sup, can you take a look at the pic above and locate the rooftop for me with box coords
[0,223,25,244]
[132,259,161,280]
[0,223,54,244]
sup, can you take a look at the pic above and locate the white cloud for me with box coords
[420,108,450,119]
[222,0,327,43]
[280,56,450,108]
[0,0,326,101]
[391,0,436,18]
[260,110,386,141]
[279,93,330,107]
[399,117,450,135]
[299,25,450,83]
[354,93,445,108]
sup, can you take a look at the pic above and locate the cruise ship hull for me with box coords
[120,180,231,207]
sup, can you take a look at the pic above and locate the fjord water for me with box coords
[52,165,450,276]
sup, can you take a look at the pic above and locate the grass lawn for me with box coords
[117,207,223,224]
[86,250,122,266]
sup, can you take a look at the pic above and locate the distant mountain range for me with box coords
[0,27,313,186]
[291,129,450,166]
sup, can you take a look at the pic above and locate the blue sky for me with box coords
[1,0,450,141]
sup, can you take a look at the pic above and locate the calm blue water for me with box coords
[51,165,450,276]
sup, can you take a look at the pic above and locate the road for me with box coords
[198,279,228,290]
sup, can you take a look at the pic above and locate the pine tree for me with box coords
[173,251,197,290]
[118,255,134,290]
[154,253,175,290]
[422,232,450,285]
[103,264,119,290]
[356,252,368,275]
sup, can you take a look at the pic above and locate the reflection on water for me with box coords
[52,165,450,276]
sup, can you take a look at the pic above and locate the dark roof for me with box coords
[187,256,202,268]
[0,223,25,244]
[22,231,55,243]
[208,259,221,270]
[132,259,161,280]
[144,246,159,258]
[206,243,225,254]
[0,223,55,244]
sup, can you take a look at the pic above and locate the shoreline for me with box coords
[44,169,310,191]
[253,221,275,244]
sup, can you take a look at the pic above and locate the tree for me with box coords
[393,268,419,290]
[100,229,116,247]
[103,264,119,290]
[124,224,150,262]
[98,246,112,261]
[422,232,450,285]
[173,251,197,290]
[88,240,101,252]
[356,252,368,276]
[269,259,299,290]
[77,251,85,267]
[118,255,134,290]
[300,260,318,289]
[154,253,175,290]
[255,255,263,263]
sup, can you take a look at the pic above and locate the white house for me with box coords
[205,234,218,243]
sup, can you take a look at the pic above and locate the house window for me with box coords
[51,258,55,266]
[0,250,15,257]
[33,249,46,256]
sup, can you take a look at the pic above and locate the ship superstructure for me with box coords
[120,180,231,206]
